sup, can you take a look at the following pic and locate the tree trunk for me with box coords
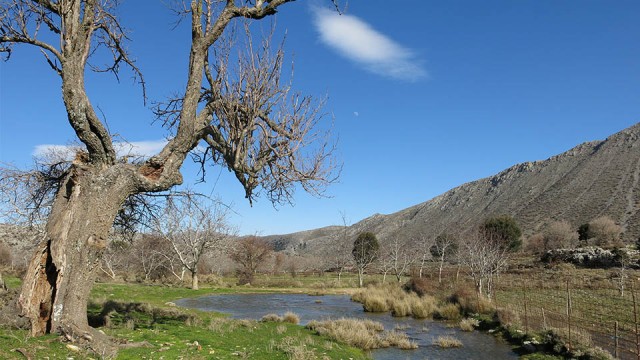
[18,166,132,353]
[358,268,364,287]
[191,270,199,290]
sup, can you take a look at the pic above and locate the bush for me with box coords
[448,288,494,315]
[403,276,431,297]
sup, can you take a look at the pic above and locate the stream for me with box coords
[176,293,517,359]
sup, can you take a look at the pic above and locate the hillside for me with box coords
[265,123,640,253]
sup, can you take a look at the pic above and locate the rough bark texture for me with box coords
[2,1,334,354]
[19,163,134,353]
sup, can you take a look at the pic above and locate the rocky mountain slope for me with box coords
[265,123,640,253]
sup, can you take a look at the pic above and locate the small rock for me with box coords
[66,344,81,352]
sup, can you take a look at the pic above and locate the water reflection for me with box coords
[176,293,517,359]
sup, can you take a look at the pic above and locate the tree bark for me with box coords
[191,271,199,290]
[18,164,133,352]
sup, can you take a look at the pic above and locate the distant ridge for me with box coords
[262,123,640,253]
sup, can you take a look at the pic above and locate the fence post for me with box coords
[542,307,547,330]
[615,321,619,359]
[523,282,529,333]
[566,278,572,350]
[632,281,640,360]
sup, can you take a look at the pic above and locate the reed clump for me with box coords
[306,318,415,350]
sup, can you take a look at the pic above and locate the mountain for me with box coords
[265,123,640,253]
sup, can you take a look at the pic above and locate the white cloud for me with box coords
[33,139,168,160]
[312,7,427,81]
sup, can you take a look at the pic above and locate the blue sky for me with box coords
[1,1,639,235]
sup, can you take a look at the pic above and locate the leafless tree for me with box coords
[150,194,233,290]
[229,236,272,284]
[388,236,414,282]
[324,211,353,283]
[412,231,434,279]
[375,247,393,283]
[98,239,129,281]
[461,229,509,298]
[1,0,337,349]
[542,220,579,250]
[589,216,623,247]
[430,233,458,284]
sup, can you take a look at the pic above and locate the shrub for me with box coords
[589,216,623,248]
[403,276,431,297]
[481,215,522,251]
[448,288,494,315]
[433,336,462,348]
[543,221,579,250]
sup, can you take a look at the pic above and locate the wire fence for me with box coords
[493,271,639,359]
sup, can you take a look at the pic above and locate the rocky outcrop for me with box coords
[541,247,640,268]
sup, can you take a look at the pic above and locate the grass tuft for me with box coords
[433,335,463,348]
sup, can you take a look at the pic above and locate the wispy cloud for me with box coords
[312,7,427,81]
[33,139,168,160]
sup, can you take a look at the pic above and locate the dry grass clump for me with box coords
[282,311,300,324]
[435,303,462,320]
[496,307,520,328]
[276,336,319,360]
[352,284,437,319]
[384,330,418,349]
[433,335,463,348]
[306,318,413,350]
[261,312,300,324]
[411,296,437,319]
[459,318,479,332]
[261,313,283,322]
[390,297,412,317]
[448,288,494,315]
[361,294,390,313]
[548,326,592,348]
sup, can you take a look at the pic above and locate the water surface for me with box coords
[177,293,517,359]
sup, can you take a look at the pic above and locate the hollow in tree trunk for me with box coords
[18,166,131,354]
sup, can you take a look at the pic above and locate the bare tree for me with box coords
[324,211,353,283]
[230,236,272,285]
[430,233,458,284]
[151,194,232,290]
[375,247,393,283]
[388,236,414,282]
[461,229,509,298]
[413,232,434,279]
[1,0,337,348]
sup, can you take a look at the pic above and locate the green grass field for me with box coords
[0,277,369,360]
